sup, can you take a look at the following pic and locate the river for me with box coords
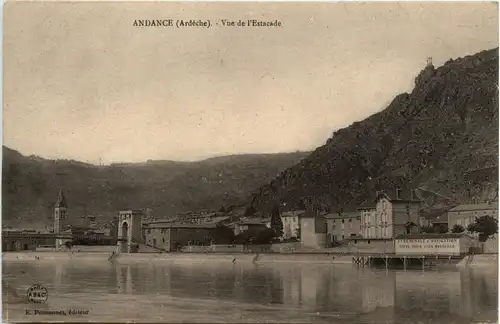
[2,261,498,323]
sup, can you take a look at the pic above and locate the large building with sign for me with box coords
[359,189,422,240]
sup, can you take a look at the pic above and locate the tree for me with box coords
[210,224,235,244]
[271,204,284,238]
[467,215,498,242]
[298,199,307,210]
[234,231,251,245]
[295,225,301,239]
[420,225,435,234]
[435,224,448,234]
[244,206,256,217]
[404,222,417,234]
[451,224,465,233]
[254,228,276,244]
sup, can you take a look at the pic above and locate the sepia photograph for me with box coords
[2,1,499,323]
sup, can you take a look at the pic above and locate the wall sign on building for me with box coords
[395,238,460,255]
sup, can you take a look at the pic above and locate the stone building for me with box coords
[325,211,361,243]
[447,202,498,230]
[2,230,56,251]
[229,218,268,236]
[447,202,498,253]
[143,222,217,252]
[359,189,422,239]
[300,210,327,249]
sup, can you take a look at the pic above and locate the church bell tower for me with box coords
[54,189,68,248]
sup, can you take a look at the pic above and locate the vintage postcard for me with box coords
[2,1,499,323]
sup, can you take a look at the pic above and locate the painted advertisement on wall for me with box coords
[395,238,460,255]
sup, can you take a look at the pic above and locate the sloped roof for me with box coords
[448,202,498,212]
[430,215,448,224]
[281,210,305,218]
[203,216,231,224]
[237,218,268,226]
[55,189,68,208]
[324,211,359,219]
[147,223,217,229]
[357,189,421,210]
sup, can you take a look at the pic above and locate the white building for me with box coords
[359,189,421,239]
[281,210,303,239]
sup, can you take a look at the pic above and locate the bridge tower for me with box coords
[54,189,68,249]
[117,210,143,253]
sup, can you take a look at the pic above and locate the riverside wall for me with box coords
[2,251,352,264]
[4,251,497,268]
[456,254,498,268]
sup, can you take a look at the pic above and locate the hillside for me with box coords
[2,147,309,228]
[250,48,499,214]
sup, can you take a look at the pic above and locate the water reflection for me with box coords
[3,261,497,323]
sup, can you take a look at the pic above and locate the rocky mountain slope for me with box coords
[250,48,499,214]
[2,147,309,228]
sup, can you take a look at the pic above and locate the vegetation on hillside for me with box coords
[2,147,309,227]
[249,48,499,214]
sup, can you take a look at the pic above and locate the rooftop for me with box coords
[146,223,217,229]
[430,215,448,224]
[281,210,305,217]
[395,233,473,240]
[358,188,422,209]
[55,189,68,209]
[119,209,145,214]
[324,211,359,219]
[448,202,498,212]
[237,218,268,226]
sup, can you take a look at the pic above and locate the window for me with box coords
[349,219,352,223]
[341,235,344,240]
[162,238,165,243]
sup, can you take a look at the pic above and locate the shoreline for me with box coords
[3,251,497,268]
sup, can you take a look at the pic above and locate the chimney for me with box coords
[376,190,381,197]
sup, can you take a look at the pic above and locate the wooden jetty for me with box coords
[351,253,464,270]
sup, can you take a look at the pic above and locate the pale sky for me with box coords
[3,2,498,164]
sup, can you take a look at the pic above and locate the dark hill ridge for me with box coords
[250,48,499,214]
[2,147,310,228]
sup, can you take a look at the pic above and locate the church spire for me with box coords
[55,189,68,209]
